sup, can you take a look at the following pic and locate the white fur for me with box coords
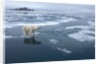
[22,25,40,38]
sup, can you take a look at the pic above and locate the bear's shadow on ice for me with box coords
[24,36,41,45]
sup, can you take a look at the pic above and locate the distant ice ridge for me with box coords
[5,17,77,28]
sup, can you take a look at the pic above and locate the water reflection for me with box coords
[24,36,41,45]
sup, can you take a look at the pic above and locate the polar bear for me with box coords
[22,25,40,38]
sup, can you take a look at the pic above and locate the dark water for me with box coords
[5,38,95,63]
[5,8,95,63]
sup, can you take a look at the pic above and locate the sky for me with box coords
[5,0,95,13]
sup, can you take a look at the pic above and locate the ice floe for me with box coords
[50,39,59,44]
[60,18,77,23]
[65,21,95,30]
[65,26,89,30]
[67,21,95,42]
[68,29,95,42]
[57,47,72,54]
[34,32,40,36]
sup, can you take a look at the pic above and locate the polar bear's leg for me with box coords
[22,26,31,38]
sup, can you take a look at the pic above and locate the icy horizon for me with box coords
[5,1,95,13]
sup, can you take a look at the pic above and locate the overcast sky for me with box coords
[5,0,95,13]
